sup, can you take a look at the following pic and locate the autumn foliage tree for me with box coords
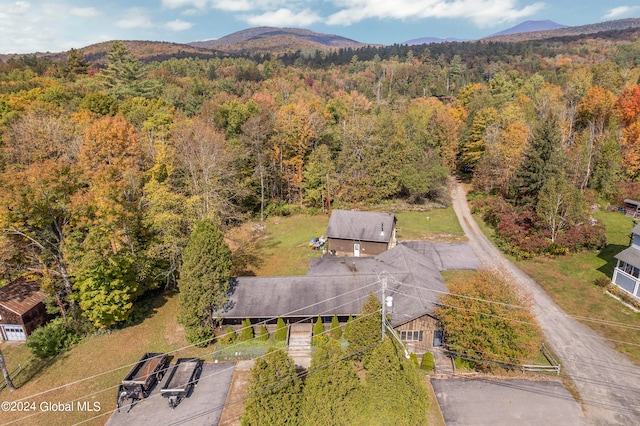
[435,270,544,371]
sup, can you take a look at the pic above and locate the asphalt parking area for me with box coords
[431,377,588,426]
[107,362,236,426]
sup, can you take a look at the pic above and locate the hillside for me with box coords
[190,27,370,54]
[0,40,224,65]
[483,17,640,42]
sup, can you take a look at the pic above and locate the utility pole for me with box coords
[381,277,387,341]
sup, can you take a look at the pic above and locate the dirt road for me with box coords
[450,179,640,425]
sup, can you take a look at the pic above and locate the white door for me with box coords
[353,243,360,257]
[1,325,26,341]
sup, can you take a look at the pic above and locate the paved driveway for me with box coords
[432,377,588,426]
[107,362,236,426]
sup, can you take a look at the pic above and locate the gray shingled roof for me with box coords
[399,241,480,271]
[615,246,640,268]
[325,210,395,243]
[632,223,640,236]
[221,244,449,327]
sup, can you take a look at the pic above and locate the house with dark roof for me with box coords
[0,277,49,341]
[612,223,640,298]
[325,210,396,257]
[220,240,479,354]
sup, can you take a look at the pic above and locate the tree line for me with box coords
[0,33,639,331]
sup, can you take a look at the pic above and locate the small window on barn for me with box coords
[400,330,423,341]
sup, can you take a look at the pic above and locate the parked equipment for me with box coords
[160,358,204,409]
[117,352,169,412]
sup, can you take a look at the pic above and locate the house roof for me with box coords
[0,277,47,316]
[398,241,480,271]
[221,244,449,327]
[325,210,395,243]
[615,246,640,268]
[632,223,640,236]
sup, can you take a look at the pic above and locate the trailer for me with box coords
[160,358,203,409]
[117,352,169,412]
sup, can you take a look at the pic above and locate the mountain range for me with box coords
[2,17,640,63]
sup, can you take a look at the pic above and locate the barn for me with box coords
[0,277,49,341]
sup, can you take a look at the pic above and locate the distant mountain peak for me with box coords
[488,20,568,37]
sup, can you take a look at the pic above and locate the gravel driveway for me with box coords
[450,179,640,425]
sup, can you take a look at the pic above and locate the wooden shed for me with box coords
[325,210,397,257]
[0,277,48,341]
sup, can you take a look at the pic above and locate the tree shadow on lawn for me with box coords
[596,243,627,278]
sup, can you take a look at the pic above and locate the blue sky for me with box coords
[1,0,639,54]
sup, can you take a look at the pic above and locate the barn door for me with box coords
[353,243,360,257]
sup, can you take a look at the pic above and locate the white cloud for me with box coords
[603,6,640,20]
[243,8,322,27]
[115,8,153,29]
[162,0,210,9]
[70,7,99,18]
[326,0,545,27]
[165,19,193,31]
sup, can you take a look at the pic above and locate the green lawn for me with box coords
[510,211,640,364]
[395,208,466,241]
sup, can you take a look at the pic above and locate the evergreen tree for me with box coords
[420,352,435,371]
[258,324,270,341]
[275,317,288,341]
[178,219,232,346]
[312,316,327,346]
[344,314,354,339]
[347,294,382,360]
[99,41,150,99]
[242,348,301,426]
[240,318,254,341]
[62,48,89,79]
[330,314,342,339]
[300,339,361,425]
[510,113,564,205]
[352,339,430,425]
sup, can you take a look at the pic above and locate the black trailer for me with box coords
[117,352,169,412]
[160,358,203,409]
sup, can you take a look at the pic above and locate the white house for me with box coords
[612,223,640,298]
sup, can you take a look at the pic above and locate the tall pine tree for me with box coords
[242,348,301,426]
[510,113,564,206]
[178,219,232,345]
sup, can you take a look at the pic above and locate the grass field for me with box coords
[0,206,465,425]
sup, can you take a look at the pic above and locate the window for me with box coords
[621,261,640,278]
[400,330,423,341]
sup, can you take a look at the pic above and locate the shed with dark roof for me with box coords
[325,210,396,257]
[0,277,49,341]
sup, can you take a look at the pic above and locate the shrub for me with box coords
[312,316,328,345]
[409,353,419,368]
[420,352,435,371]
[258,324,270,341]
[330,314,342,339]
[27,318,79,358]
[240,318,254,341]
[594,276,611,288]
[274,317,288,341]
[344,315,354,339]
[220,326,237,344]
[454,357,476,371]
[556,222,607,252]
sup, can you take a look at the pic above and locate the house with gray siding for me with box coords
[612,223,640,298]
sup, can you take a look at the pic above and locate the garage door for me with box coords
[1,325,26,341]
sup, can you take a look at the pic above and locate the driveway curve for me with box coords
[450,178,640,425]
